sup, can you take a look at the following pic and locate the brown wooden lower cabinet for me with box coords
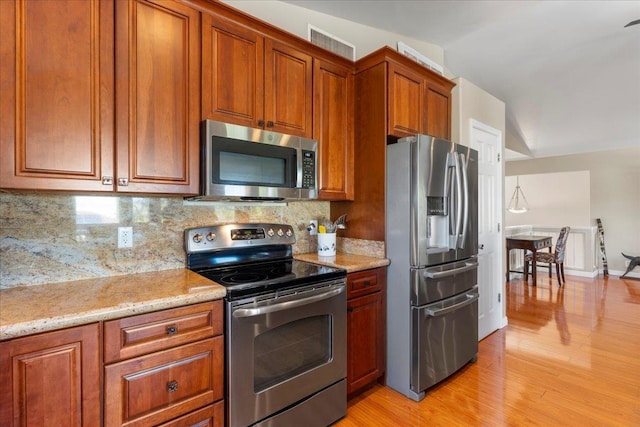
[0,323,101,426]
[104,338,223,427]
[103,301,224,427]
[0,300,226,426]
[346,267,386,396]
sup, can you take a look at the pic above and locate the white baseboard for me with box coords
[528,266,597,278]
[604,268,640,279]
[526,266,640,279]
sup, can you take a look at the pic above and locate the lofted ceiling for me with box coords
[282,0,640,159]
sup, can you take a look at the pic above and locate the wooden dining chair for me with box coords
[524,227,571,286]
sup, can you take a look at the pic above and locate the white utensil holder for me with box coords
[317,233,337,257]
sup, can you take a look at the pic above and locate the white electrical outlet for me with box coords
[118,226,133,248]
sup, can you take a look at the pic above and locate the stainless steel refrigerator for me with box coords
[385,134,479,401]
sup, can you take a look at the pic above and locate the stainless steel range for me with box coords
[185,223,347,427]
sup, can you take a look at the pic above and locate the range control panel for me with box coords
[185,223,296,253]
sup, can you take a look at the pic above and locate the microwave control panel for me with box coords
[301,150,316,189]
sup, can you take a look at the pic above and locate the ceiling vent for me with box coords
[308,25,356,60]
[397,41,444,75]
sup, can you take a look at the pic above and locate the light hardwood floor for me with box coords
[337,275,640,426]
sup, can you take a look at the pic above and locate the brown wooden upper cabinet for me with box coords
[115,0,200,194]
[331,47,455,241]
[313,59,354,201]
[388,60,454,140]
[0,0,115,192]
[202,15,313,138]
[0,0,200,194]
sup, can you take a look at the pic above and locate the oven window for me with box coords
[253,315,331,393]
[219,152,286,185]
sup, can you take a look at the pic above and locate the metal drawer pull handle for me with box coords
[425,262,477,279]
[167,380,178,392]
[166,325,177,335]
[425,293,479,317]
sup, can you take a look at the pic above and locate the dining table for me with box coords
[506,235,553,286]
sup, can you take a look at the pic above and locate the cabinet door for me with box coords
[115,0,200,194]
[264,39,313,138]
[347,291,384,395]
[104,337,224,427]
[202,14,264,128]
[0,324,101,426]
[426,80,452,140]
[387,62,425,138]
[0,0,114,191]
[313,59,354,200]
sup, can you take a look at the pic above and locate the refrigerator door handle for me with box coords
[459,153,469,249]
[424,261,478,279]
[453,152,463,248]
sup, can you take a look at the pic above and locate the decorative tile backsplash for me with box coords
[0,192,383,289]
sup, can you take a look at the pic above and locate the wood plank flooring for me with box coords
[336,275,640,426]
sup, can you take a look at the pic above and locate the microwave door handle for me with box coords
[459,153,469,249]
[295,149,303,188]
[232,287,344,318]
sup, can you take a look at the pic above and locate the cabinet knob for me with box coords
[118,178,129,186]
[102,176,113,185]
[266,121,274,128]
[167,380,178,393]
[166,325,177,335]
[364,281,371,287]
[258,120,265,127]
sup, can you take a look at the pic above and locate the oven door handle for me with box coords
[232,287,344,318]
[424,292,479,317]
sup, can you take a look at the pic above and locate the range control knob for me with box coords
[277,228,284,237]
[267,228,275,237]
[192,233,203,243]
[206,232,216,242]
[285,228,293,237]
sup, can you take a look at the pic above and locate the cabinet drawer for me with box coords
[157,401,223,427]
[104,301,223,363]
[347,269,382,298]
[104,337,224,427]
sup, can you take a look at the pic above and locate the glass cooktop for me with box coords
[191,259,346,299]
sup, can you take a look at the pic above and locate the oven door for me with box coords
[227,279,346,427]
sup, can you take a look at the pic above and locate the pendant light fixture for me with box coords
[508,176,529,213]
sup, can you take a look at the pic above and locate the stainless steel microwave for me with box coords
[199,120,318,201]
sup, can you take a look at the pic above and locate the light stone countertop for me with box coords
[0,269,225,341]
[294,253,389,273]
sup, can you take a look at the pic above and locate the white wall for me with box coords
[505,171,591,227]
[221,0,444,65]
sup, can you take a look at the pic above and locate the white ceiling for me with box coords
[283,0,640,159]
